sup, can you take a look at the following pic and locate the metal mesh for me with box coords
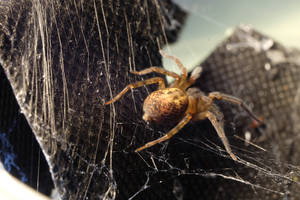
[194,25,300,199]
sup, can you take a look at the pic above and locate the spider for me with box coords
[105,50,261,160]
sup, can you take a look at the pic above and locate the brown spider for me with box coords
[105,50,261,160]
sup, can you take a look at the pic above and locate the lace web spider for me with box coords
[105,50,261,160]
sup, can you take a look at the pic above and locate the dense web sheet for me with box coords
[0,1,300,200]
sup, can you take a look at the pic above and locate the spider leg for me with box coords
[195,110,237,161]
[131,67,180,80]
[135,114,192,152]
[208,92,262,123]
[105,77,165,105]
[159,50,188,79]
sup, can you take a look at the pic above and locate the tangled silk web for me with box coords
[1,0,300,199]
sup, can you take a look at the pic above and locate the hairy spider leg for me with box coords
[159,50,188,87]
[205,111,238,160]
[159,50,188,78]
[130,66,180,80]
[194,110,237,161]
[208,92,262,123]
[135,114,192,152]
[105,77,166,105]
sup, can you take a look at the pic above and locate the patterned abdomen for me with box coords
[142,88,188,125]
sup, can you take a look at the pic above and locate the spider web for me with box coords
[0,0,300,200]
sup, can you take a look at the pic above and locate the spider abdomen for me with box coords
[142,88,188,125]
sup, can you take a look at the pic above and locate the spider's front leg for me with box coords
[105,77,165,105]
[206,111,238,161]
[208,92,262,123]
[135,114,192,152]
[159,50,188,79]
[130,67,180,80]
[194,109,237,161]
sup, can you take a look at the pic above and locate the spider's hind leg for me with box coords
[135,114,192,152]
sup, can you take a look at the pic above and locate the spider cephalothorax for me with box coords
[105,50,261,161]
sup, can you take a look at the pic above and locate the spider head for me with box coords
[142,88,188,125]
